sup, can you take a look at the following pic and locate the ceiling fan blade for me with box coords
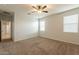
[27,11,36,15]
[37,5,41,10]
[32,6,37,10]
[43,11,48,13]
[27,13,31,15]
[42,6,47,9]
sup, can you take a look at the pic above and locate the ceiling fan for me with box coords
[28,5,48,15]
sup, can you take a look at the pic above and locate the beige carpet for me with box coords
[0,37,79,55]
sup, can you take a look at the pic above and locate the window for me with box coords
[33,21,38,31]
[40,21,45,31]
[63,14,78,33]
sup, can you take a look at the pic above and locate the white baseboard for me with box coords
[40,35,79,45]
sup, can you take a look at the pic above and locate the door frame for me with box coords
[0,13,14,42]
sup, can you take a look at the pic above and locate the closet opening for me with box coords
[0,11,14,42]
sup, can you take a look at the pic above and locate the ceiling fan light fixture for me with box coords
[38,10,42,13]
[28,5,48,15]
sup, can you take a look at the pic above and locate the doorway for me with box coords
[0,11,13,42]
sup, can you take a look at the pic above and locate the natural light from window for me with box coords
[33,21,38,32]
[40,21,45,31]
[63,14,78,33]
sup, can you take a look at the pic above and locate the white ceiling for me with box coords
[0,4,79,18]
[18,4,79,18]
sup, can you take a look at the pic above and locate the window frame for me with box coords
[63,14,79,33]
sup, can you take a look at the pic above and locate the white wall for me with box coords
[0,5,38,41]
[1,4,79,43]
[40,8,79,45]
